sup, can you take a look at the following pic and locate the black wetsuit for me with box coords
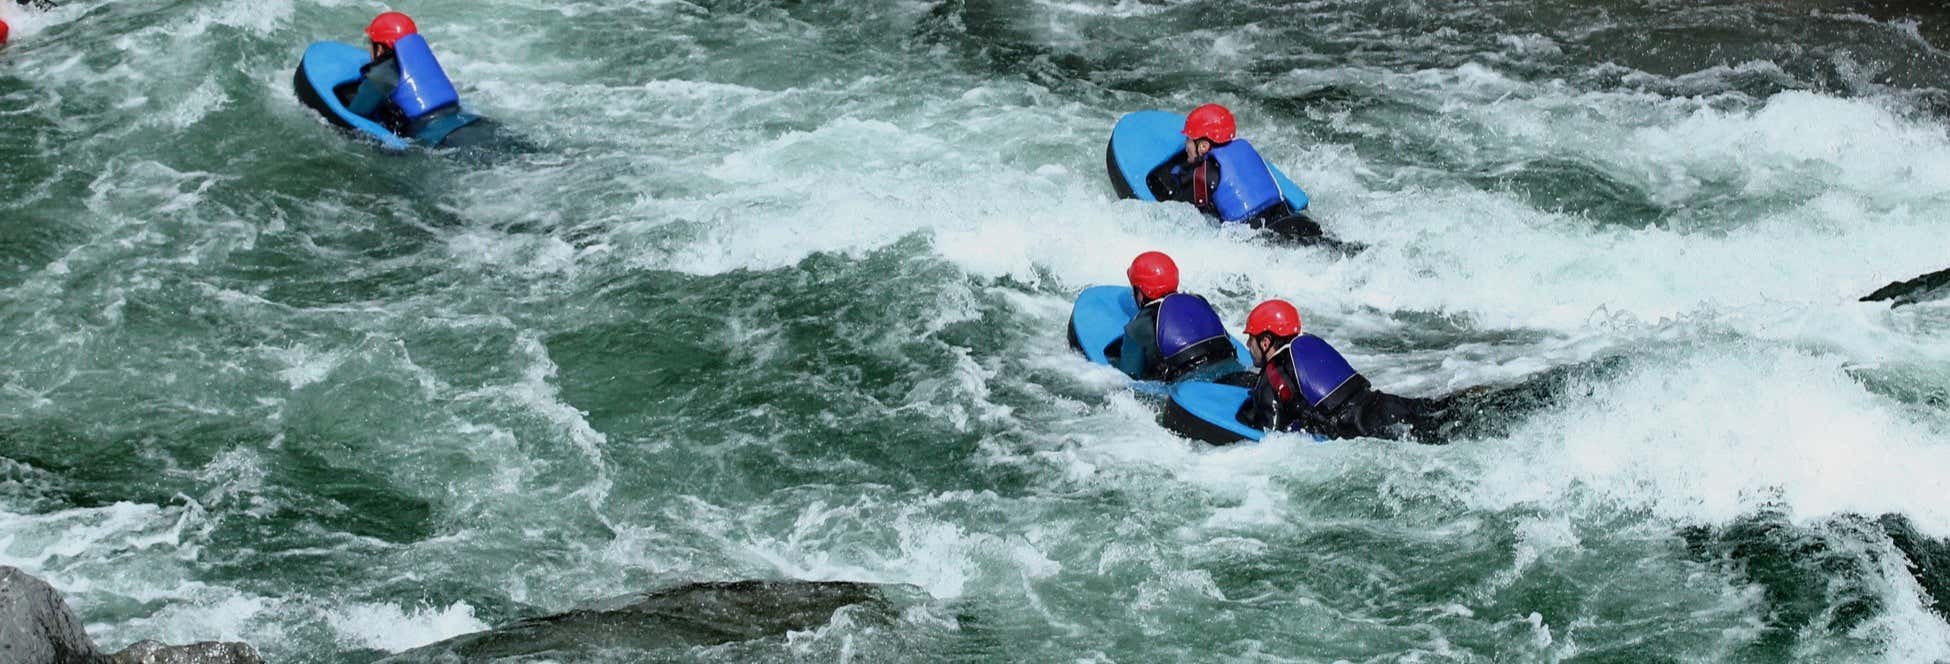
[1248,343,1449,444]
[1244,344,1614,444]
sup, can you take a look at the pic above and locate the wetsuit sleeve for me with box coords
[1116,310,1156,379]
[1145,155,1222,214]
[1349,390,1449,444]
[348,56,401,118]
[1145,154,1193,203]
[1116,325,1144,378]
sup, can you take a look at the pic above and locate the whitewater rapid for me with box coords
[2,0,1949,660]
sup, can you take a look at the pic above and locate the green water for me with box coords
[4,0,1950,661]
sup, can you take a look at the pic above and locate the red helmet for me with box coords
[1245,300,1302,338]
[1126,251,1179,302]
[366,12,418,47]
[1,19,11,45]
[1183,104,1236,144]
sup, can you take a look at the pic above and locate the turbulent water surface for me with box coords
[5,0,1950,661]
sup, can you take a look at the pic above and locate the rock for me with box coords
[0,566,103,664]
[0,567,262,664]
[1860,266,1950,307]
[1879,514,1950,620]
[107,641,263,664]
[382,579,903,662]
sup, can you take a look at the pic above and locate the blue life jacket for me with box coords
[1207,139,1285,222]
[1284,334,1361,408]
[388,34,460,121]
[1155,294,1233,366]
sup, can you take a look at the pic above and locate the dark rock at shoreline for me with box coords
[0,566,262,664]
[0,566,99,664]
[381,579,901,662]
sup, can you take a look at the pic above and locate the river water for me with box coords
[4,0,1950,661]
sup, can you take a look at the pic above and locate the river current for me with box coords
[4,0,1950,661]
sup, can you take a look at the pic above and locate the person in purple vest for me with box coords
[1144,104,1325,242]
[1241,299,1453,443]
[1238,299,1605,444]
[345,12,477,146]
[1115,251,1251,383]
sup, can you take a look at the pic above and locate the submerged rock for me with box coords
[0,566,262,664]
[382,579,899,662]
[105,641,263,664]
[1678,512,1950,658]
[1878,514,1950,619]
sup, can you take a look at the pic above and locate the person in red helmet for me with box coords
[1242,299,1453,442]
[1144,104,1329,242]
[1115,251,1248,382]
[344,11,477,145]
[1233,299,1600,444]
[1144,104,1231,212]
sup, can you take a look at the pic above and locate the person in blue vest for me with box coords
[1115,251,1251,383]
[1144,104,1326,240]
[345,12,477,146]
[1240,299,1451,443]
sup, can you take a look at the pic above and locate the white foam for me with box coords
[1866,533,1950,661]
[694,491,1064,603]
[155,77,230,130]
[0,502,183,573]
[325,601,490,653]
[173,0,295,40]
[1465,346,1950,535]
[528,63,1950,355]
[267,343,344,389]
[0,1,69,40]
[189,447,270,516]
[1030,0,1170,18]
[11,2,1950,659]
[101,593,275,651]
[0,497,287,652]
[457,333,610,471]
[443,228,582,279]
[1617,91,1950,202]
